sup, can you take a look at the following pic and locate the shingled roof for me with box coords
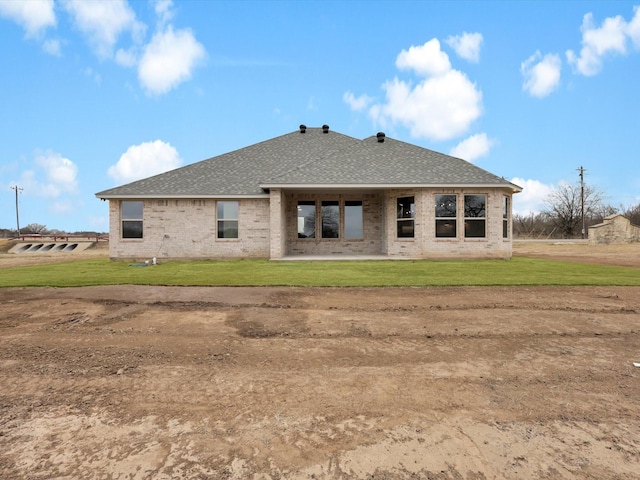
[96,126,521,199]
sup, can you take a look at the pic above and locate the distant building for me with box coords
[588,214,640,244]
[96,125,521,261]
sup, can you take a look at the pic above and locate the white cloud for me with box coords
[108,140,182,183]
[510,177,555,215]
[450,133,494,162]
[37,153,78,190]
[445,32,483,63]
[0,0,55,37]
[154,0,174,28]
[3,0,204,96]
[628,6,640,48]
[395,39,451,76]
[115,47,138,67]
[343,91,373,111]
[521,51,561,98]
[351,38,483,142]
[61,0,145,59]
[42,38,61,56]
[566,11,630,76]
[138,26,205,95]
[18,151,78,199]
[370,69,482,141]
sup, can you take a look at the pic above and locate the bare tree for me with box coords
[513,212,555,238]
[22,223,48,235]
[542,183,604,238]
[621,203,640,226]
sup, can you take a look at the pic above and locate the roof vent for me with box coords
[322,124,330,134]
[299,124,307,133]
[376,132,386,143]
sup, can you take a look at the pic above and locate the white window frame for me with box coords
[464,194,486,239]
[344,200,364,240]
[396,196,415,239]
[503,196,510,239]
[435,194,457,239]
[217,201,239,239]
[121,201,143,239]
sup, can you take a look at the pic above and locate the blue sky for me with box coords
[1,0,639,233]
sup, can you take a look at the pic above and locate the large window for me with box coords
[297,201,316,238]
[344,200,363,239]
[321,201,339,238]
[503,196,509,239]
[217,201,239,239]
[397,196,415,238]
[298,199,363,240]
[464,195,486,238]
[435,194,457,238]
[122,201,143,239]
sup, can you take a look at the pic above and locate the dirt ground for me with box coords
[1,242,639,479]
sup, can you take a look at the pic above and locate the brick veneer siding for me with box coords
[108,198,270,261]
[269,189,286,259]
[108,189,514,260]
[384,189,513,259]
[284,192,384,256]
[281,189,513,259]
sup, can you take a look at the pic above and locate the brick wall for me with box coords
[384,189,513,259]
[285,192,383,256]
[108,188,515,261]
[269,189,286,259]
[109,198,270,261]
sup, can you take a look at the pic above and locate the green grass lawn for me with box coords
[1,257,639,287]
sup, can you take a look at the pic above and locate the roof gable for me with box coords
[96,127,520,198]
[263,134,517,188]
[96,128,359,198]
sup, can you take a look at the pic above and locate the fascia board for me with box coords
[95,194,270,200]
[260,183,523,192]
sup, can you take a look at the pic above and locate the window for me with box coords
[397,196,415,238]
[322,201,339,238]
[122,201,143,239]
[217,201,239,239]
[464,195,486,238]
[435,194,457,238]
[344,200,363,239]
[298,199,364,240]
[297,201,316,238]
[503,196,509,239]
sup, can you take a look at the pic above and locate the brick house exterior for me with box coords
[96,126,521,261]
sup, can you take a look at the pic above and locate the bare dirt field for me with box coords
[1,242,639,479]
[512,240,640,269]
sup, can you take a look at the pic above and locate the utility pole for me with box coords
[578,166,586,239]
[11,185,23,236]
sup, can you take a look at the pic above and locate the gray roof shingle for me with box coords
[96,127,520,198]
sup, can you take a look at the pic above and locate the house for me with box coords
[588,214,640,244]
[96,125,522,261]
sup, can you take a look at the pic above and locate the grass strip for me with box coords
[1,257,639,287]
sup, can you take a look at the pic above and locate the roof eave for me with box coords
[95,193,270,200]
[260,183,523,192]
